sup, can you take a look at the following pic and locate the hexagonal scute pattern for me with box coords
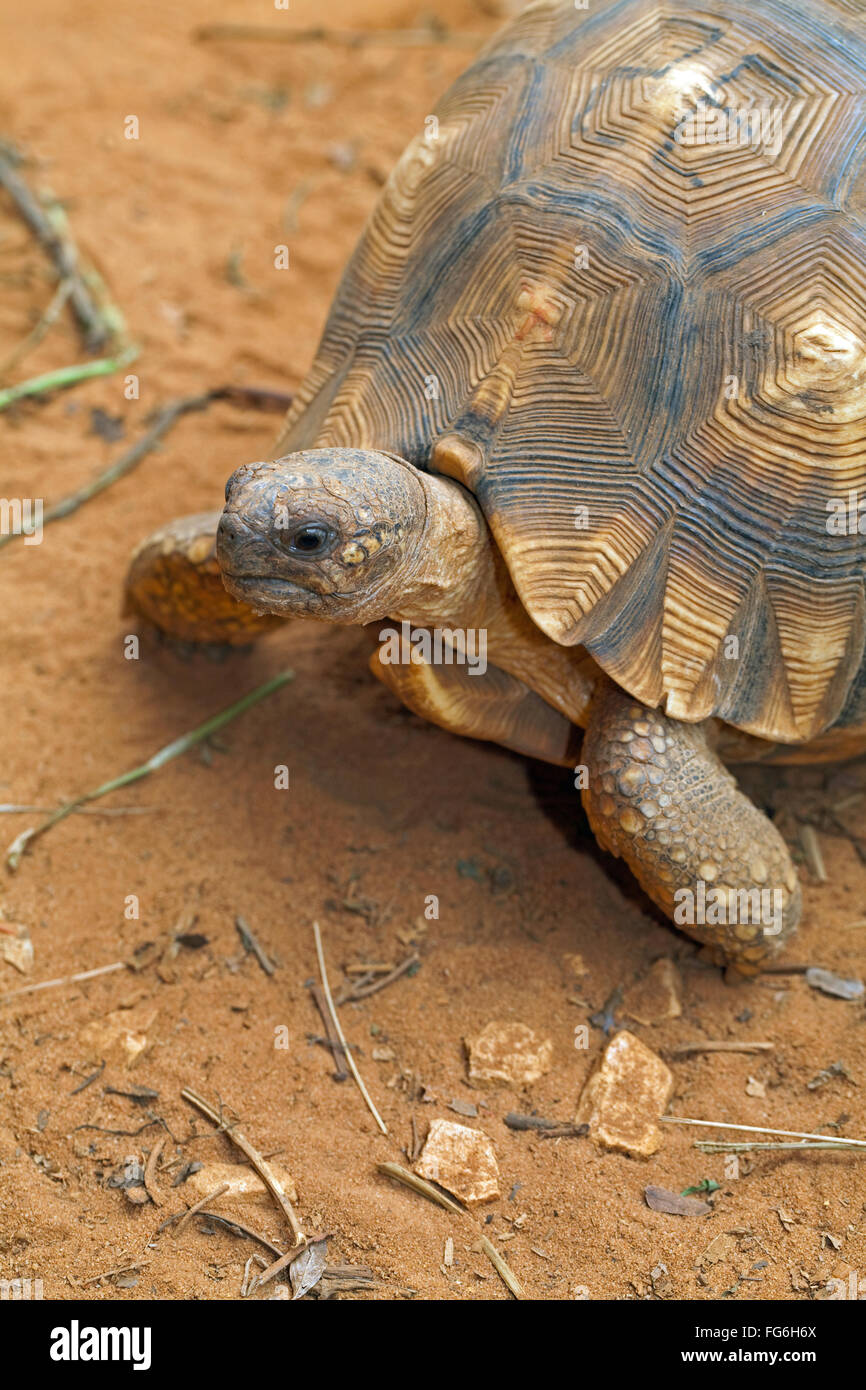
[276,0,866,744]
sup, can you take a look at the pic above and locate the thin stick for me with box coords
[343,962,394,976]
[143,1136,165,1207]
[257,1237,324,1288]
[212,383,294,414]
[195,24,484,49]
[174,1183,230,1237]
[670,1041,774,1056]
[695,1140,866,1154]
[477,1235,525,1300]
[0,278,73,381]
[661,1116,866,1148]
[235,915,275,976]
[0,391,213,550]
[336,952,419,1003]
[0,804,154,815]
[309,983,349,1081]
[377,1162,464,1215]
[80,1259,150,1287]
[313,921,387,1135]
[0,345,139,413]
[0,960,125,1004]
[181,1087,305,1244]
[5,669,294,869]
[194,1211,284,1257]
[0,149,115,351]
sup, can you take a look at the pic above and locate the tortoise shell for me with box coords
[275,0,866,745]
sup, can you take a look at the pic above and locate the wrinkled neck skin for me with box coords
[391,466,595,727]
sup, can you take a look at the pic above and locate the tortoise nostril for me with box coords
[218,513,244,543]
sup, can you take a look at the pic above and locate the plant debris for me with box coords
[645,1185,713,1217]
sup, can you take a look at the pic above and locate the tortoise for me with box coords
[126,0,866,977]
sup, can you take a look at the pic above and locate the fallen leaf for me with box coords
[290,1239,328,1300]
[805,968,864,1001]
[645,1185,712,1217]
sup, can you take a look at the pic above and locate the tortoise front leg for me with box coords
[582,680,801,976]
[124,511,285,650]
[369,645,582,767]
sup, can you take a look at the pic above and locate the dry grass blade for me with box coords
[670,1041,774,1056]
[662,1116,866,1148]
[5,670,294,870]
[313,921,388,1135]
[377,1162,465,1215]
[0,960,126,1004]
[181,1087,304,1244]
[476,1234,525,1300]
[798,823,827,882]
[695,1140,866,1154]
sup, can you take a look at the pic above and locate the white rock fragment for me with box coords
[186,1161,298,1206]
[414,1119,500,1205]
[575,1029,673,1158]
[79,1010,156,1068]
[466,1020,553,1086]
[0,923,34,974]
[622,958,682,1025]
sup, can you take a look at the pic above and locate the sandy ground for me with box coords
[0,0,865,1302]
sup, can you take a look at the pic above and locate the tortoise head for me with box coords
[217,448,428,623]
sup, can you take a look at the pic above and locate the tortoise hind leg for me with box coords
[124,511,285,651]
[582,679,801,977]
[369,645,582,767]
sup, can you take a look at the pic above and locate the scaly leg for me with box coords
[582,679,801,975]
[124,511,285,649]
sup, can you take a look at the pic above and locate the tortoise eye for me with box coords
[285,522,334,557]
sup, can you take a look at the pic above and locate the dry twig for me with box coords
[181,1087,305,1244]
[0,148,117,350]
[336,952,419,1003]
[174,1183,230,1237]
[313,921,388,1135]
